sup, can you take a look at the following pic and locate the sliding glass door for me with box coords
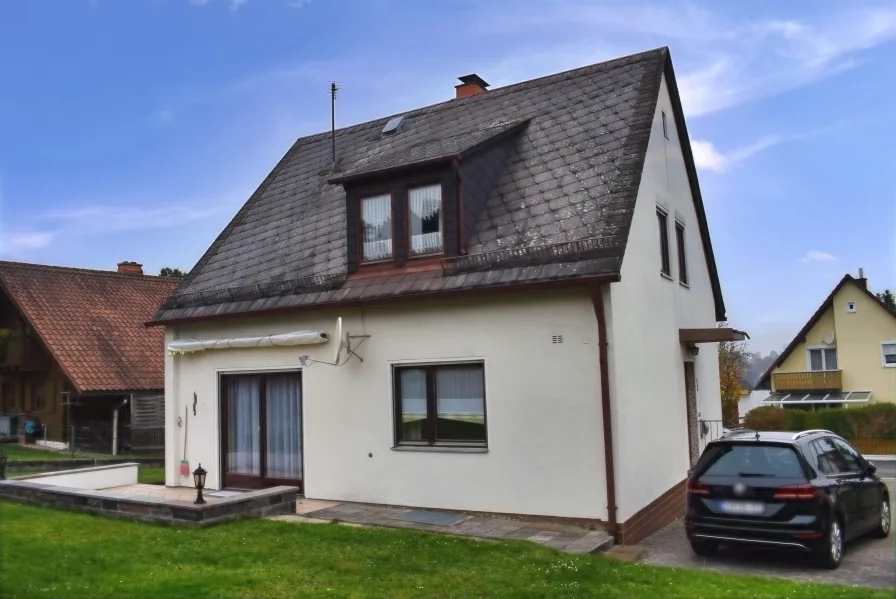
[221,372,302,490]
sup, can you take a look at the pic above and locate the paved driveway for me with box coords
[639,484,894,590]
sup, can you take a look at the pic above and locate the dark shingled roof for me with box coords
[0,261,178,392]
[153,47,725,324]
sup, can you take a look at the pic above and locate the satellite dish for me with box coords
[823,330,835,345]
[333,317,344,364]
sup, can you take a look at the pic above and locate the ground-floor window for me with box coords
[393,362,486,447]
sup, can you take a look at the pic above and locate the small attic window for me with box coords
[846,301,857,313]
[382,115,405,135]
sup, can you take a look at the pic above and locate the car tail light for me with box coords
[774,484,816,499]
[687,481,709,495]
[793,532,823,539]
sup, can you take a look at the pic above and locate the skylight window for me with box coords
[382,115,405,135]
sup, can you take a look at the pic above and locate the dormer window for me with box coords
[343,165,459,272]
[361,193,393,263]
[408,184,443,256]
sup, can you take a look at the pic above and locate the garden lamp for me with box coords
[193,463,207,505]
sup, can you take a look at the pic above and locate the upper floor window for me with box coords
[657,207,671,277]
[361,194,393,262]
[808,347,837,371]
[408,184,443,256]
[882,342,896,367]
[675,220,688,286]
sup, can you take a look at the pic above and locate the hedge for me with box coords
[744,403,896,440]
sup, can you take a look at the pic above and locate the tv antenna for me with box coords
[299,317,369,367]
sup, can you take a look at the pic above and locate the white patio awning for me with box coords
[167,330,328,355]
[761,391,872,405]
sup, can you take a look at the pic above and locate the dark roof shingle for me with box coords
[0,262,178,392]
[153,47,724,323]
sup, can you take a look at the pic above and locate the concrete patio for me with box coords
[269,498,614,554]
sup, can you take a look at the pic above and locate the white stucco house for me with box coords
[150,47,740,544]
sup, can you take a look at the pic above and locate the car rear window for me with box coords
[697,444,805,478]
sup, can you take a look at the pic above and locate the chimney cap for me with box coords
[457,74,490,89]
[117,261,144,275]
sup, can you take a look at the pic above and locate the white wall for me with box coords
[19,463,138,489]
[165,290,609,520]
[607,73,723,522]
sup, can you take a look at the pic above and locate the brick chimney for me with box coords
[455,74,489,99]
[856,267,867,290]
[117,261,144,275]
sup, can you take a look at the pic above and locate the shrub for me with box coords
[785,410,808,431]
[744,406,788,431]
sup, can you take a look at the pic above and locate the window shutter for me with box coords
[392,188,407,267]
[345,189,359,273]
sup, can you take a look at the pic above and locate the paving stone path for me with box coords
[268,498,613,554]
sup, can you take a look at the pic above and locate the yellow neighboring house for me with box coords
[757,270,896,409]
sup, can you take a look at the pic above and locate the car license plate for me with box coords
[718,500,765,516]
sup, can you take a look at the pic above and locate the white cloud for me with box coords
[1,231,54,255]
[229,0,247,11]
[39,204,227,234]
[479,1,896,117]
[691,126,837,173]
[800,250,839,263]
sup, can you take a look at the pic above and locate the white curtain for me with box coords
[809,349,824,371]
[362,194,393,261]
[265,376,302,479]
[435,367,484,422]
[400,369,427,440]
[408,185,443,255]
[225,377,260,475]
[823,348,838,370]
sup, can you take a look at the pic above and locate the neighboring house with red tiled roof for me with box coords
[0,260,178,450]
[151,48,742,545]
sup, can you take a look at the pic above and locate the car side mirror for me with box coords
[865,462,877,476]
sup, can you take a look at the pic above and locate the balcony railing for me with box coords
[772,370,842,392]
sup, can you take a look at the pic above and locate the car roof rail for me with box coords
[720,428,756,438]
[792,429,834,440]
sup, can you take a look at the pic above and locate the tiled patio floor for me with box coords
[103,484,243,502]
[269,498,613,554]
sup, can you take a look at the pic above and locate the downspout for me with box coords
[591,284,618,536]
[112,397,129,456]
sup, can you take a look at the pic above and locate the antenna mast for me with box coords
[330,82,338,165]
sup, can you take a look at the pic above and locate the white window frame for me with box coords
[806,345,838,371]
[881,341,896,368]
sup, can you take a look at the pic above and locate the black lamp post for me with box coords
[193,463,207,505]
[0,450,7,480]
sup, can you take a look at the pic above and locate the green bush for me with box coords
[745,402,896,440]
[785,410,808,431]
[743,406,789,431]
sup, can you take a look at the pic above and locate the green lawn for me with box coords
[136,466,164,484]
[0,501,887,599]
[0,443,159,462]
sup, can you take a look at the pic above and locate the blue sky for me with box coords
[1,0,894,353]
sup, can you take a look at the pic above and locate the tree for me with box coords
[160,267,186,278]
[877,289,896,311]
[718,323,749,426]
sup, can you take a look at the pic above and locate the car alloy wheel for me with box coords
[829,521,842,563]
[882,501,891,534]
